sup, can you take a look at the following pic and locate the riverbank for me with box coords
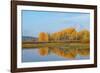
[22,42,89,49]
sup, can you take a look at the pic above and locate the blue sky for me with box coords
[22,10,90,37]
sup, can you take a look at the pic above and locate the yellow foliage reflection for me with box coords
[38,47,49,56]
[50,48,77,59]
[38,47,90,59]
[77,48,90,56]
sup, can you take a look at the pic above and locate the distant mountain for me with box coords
[22,36,38,42]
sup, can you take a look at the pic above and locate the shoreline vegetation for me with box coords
[22,28,90,49]
[22,28,90,58]
[22,42,89,49]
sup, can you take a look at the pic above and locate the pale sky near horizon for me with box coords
[22,10,90,37]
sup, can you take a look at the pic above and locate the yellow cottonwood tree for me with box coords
[78,30,90,43]
[38,32,49,42]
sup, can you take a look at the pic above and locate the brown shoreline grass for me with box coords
[22,42,89,49]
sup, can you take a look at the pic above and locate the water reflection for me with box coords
[77,49,90,56]
[38,47,90,59]
[38,47,49,56]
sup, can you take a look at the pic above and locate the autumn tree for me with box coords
[38,32,49,42]
[38,28,90,43]
[78,30,90,43]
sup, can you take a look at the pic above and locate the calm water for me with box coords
[22,47,90,62]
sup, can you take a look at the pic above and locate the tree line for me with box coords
[38,28,90,43]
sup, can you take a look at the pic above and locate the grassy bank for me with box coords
[22,42,89,49]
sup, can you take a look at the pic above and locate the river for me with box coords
[22,47,90,62]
